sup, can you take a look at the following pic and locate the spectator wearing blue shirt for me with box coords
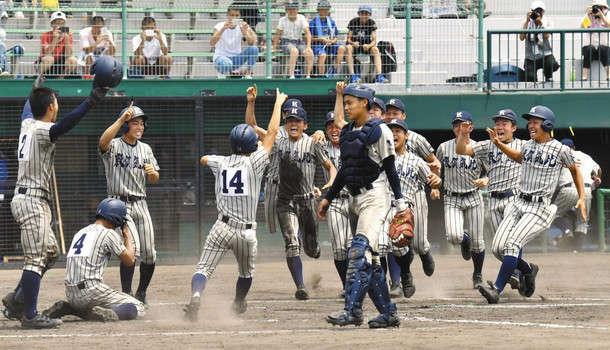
[309,0,345,78]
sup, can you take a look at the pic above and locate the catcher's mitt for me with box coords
[388,208,415,248]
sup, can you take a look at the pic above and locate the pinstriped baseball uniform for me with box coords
[437,139,485,253]
[276,133,329,258]
[573,150,598,233]
[323,141,352,261]
[195,147,269,279]
[100,138,160,264]
[492,139,574,259]
[65,223,145,316]
[472,139,525,235]
[263,126,288,233]
[11,118,59,275]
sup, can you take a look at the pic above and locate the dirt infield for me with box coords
[1,252,609,349]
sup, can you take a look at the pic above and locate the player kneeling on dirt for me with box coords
[43,198,145,321]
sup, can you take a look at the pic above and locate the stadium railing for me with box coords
[596,188,610,252]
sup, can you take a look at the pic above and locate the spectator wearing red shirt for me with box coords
[39,11,78,77]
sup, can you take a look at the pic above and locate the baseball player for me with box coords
[99,102,160,305]
[370,97,386,119]
[455,109,525,289]
[318,82,406,329]
[478,106,587,304]
[378,119,442,298]
[2,76,109,328]
[183,91,287,321]
[43,198,145,322]
[434,111,487,289]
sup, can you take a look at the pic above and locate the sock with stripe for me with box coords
[286,256,305,288]
[333,259,347,287]
[21,270,41,320]
[191,273,207,296]
[235,277,253,301]
[120,262,135,294]
[494,255,518,294]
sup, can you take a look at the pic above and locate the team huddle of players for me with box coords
[3,76,600,329]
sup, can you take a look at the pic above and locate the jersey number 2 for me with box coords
[221,169,246,196]
[18,132,32,161]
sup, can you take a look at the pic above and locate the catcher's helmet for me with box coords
[119,105,147,135]
[96,198,127,228]
[343,83,375,109]
[522,105,555,132]
[90,56,123,88]
[230,123,258,154]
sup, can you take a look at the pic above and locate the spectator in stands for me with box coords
[309,0,345,78]
[580,0,610,81]
[519,1,559,82]
[38,11,78,77]
[131,16,173,78]
[78,16,115,78]
[346,6,388,83]
[211,4,258,79]
[272,2,313,79]
[0,28,8,77]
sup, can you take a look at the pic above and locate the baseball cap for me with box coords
[452,110,473,123]
[324,111,335,125]
[50,11,67,24]
[560,138,575,148]
[282,98,303,111]
[358,5,372,14]
[285,2,299,9]
[385,98,405,113]
[492,109,517,122]
[317,0,331,9]
[285,106,307,122]
[372,97,386,113]
[530,1,545,10]
[387,118,409,133]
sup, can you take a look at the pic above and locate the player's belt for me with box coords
[65,280,101,290]
[220,215,255,230]
[347,183,374,196]
[15,187,51,201]
[338,193,350,199]
[560,183,592,188]
[490,189,515,199]
[292,192,315,200]
[518,193,545,203]
[443,189,476,198]
[112,195,145,202]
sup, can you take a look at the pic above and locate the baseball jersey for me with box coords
[275,133,329,196]
[353,122,396,189]
[436,139,484,193]
[393,152,432,203]
[100,138,160,197]
[406,131,434,161]
[206,147,269,224]
[265,126,289,181]
[472,138,526,192]
[66,223,126,284]
[573,150,599,186]
[15,118,55,193]
[519,139,574,198]
[324,142,350,197]
[556,167,574,187]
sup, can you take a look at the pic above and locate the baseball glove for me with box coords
[388,208,415,248]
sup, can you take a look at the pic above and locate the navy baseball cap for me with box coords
[372,97,386,113]
[358,5,372,14]
[452,110,473,123]
[560,138,575,148]
[492,109,517,122]
[282,98,303,111]
[324,111,335,125]
[286,106,307,122]
[385,98,405,113]
[387,118,409,133]
[285,2,299,9]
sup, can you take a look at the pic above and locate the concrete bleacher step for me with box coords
[171,39,212,53]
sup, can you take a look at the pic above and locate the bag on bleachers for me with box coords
[377,41,397,74]
[483,64,526,83]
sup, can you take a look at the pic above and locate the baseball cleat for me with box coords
[42,300,75,319]
[231,299,247,314]
[478,281,500,304]
[519,263,539,298]
[2,292,23,320]
[461,235,472,261]
[368,312,400,328]
[401,273,416,298]
[389,282,402,298]
[472,272,483,289]
[295,287,310,300]
[325,310,363,327]
[183,296,200,322]
[87,306,119,322]
[420,252,435,276]
[21,314,62,329]
[509,272,520,290]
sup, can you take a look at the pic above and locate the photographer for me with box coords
[580,0,610,81]
[38,11,78,77]
[131,16,173,78]
[78,16,115,78]
[519,1,559,82]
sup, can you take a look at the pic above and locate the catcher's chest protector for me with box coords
[339,118,384,189]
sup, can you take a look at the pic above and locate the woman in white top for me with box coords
[580,0,610,80]
[78,16,115,76]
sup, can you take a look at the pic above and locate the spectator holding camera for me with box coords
[131,16,173,78]
[211,4,258,79]
[78,16,115,78]
[519,1,559,82]
[580,0,610,81]
[39,11,78,77]
[346,6,388,83]
[309,0,345,78]
[272,2,314,79]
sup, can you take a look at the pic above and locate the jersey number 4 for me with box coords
[67,233,93,258]
[221,168,248,196]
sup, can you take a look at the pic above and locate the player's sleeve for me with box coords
[147,145,160,171]
[313,141,330,165]
[205,155,224,176]
[104,230,127,257]
[49,99,97,142]
[471,139,488,164]
[435,143,444,164]
[34,121,54,145]
[21,99,33,121]
[99,137,116,157]
[559,144,575,168]
[375,124,396,161]
[417,157,432,184]
[251,147,270,177]
[412,133,434,159]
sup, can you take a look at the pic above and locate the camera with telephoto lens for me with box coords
[530,8,543,20]
[593,5,602,18]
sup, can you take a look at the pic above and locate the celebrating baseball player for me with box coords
[318,82,407,328]
[43,198,145,322]
[99,101,160,305]
[478,106,587,304]
[2,75,110,329]
[434,111,487,289]
[370,97,386,119]
[183,90,287,321]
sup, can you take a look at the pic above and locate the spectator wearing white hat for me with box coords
[519,1,559,82]
[580,0,610,80]
[38,11,78,77]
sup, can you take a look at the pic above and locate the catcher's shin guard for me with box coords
[367,263,397,315]
[344,235,372,316]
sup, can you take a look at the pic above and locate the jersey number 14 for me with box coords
[221,168,248,196]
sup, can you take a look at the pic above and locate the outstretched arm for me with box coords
[486,128,522,163]
[50,86,109,142]
[262,89,288,154]
[244,84,268,140]
[456,123,475,156]
[100,101,134,151]
[333,79,348,129]
[321,159,337,190]
[569,164,587,221]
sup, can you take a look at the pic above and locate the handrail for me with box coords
[597,188,610,252]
